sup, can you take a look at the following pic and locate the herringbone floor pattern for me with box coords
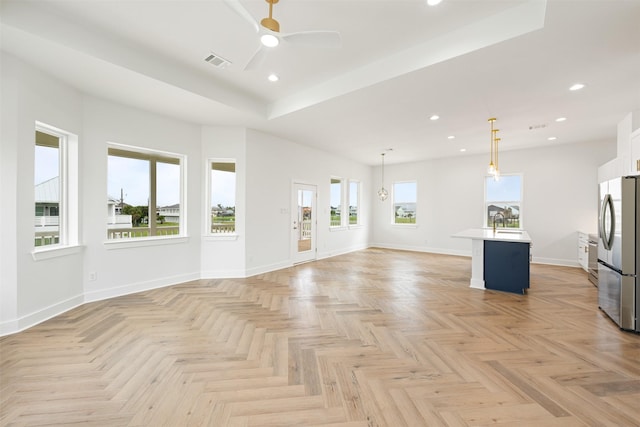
[1,249,639,426]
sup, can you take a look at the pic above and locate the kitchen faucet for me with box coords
[493,212,505,232]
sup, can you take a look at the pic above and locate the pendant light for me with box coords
[487,117,496,175]
[487,117,501,181]
[377,152,388,201]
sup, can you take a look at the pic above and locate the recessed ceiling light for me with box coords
[447,135,455,139]
[459,148,466,152]
[569,83,585,91]
[555,117,567,122]
[268,73,279,82]
[430,115,440,121]
[548,136,557,141]
[260,34,279,47]
[427,0,443,5]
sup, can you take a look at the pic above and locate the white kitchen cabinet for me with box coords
[578,231,589,271]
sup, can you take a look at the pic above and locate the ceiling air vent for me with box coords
[204,52,231,69]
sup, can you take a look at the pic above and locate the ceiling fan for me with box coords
[223,0,342,70]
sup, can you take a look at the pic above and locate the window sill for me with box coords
[329,226,347,232]
[348,224,364,230]
[203,234,239,241]
[32,244,83,261]
[104,236,189,250]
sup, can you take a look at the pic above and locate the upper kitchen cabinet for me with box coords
[631,129,640,175]
[617,111,640,176]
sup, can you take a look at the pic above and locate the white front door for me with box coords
[292,183,317,264]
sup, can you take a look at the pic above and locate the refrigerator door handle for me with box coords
[599,193,614,250]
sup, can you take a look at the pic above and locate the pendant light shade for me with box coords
[378,152,388,201]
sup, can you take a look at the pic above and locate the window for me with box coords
[348,180,360,225]
[34,123,78,249]
[393,181,417,224]
[209,160,236,234]
[107,145,184,239]
[330,178,342,227]
[485,174,522,228]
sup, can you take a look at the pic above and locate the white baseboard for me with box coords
[369,242,470,258]
[244,260,292,278]
[83,272,200,303]
[317,243,369,260]
[531,257,581,268]
[200,269,248,279]
[0,294,84,337]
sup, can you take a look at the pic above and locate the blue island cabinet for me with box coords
[483,240,530,294]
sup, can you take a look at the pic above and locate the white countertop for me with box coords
[452,228,532,243]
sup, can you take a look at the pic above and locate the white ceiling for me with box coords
[2,0,639,165]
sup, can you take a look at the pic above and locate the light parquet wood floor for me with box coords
[2,248,640,426]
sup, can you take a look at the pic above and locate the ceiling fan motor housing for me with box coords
[261,17,279,32]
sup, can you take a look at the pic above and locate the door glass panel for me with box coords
[297,189,312,253]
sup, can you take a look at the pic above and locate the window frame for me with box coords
[33,122,79,257]
[347,180,361,227]
[392,180,417,226]
[106,143,186,243]
[483,173,524,229]
[329,177,345,229]
[206,158,238,239]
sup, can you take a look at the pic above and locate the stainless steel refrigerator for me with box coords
[598,176,639,332]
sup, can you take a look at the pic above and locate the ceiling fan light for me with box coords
[260,34,279,47]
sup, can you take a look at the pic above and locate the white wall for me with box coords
[0,51,620,336]
[372,139,616,266]
[81,97,202,302]
[1,53,85,333]
[245,130,371,275]
[200,126,247,278]
[0,53,373,335]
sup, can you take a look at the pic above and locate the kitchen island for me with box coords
[452,228,532,294]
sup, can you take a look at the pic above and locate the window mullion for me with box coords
[149,158,157,236]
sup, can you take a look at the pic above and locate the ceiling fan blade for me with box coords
[243,46,268,71]
[222,0,260,33]
[280,31,342,48]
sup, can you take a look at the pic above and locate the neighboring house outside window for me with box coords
[107,144,184,239]
[393,181,417,225]
[34,123,78,249]
[485,174,522,229]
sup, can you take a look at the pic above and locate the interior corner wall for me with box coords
[1,53,20,331]
[244,129,371,276]
[0,53,203,335]
[200,126,247,278]
[372,139,616,266]
[1,53,85,334]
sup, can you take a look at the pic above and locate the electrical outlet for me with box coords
[89,272,97,281]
